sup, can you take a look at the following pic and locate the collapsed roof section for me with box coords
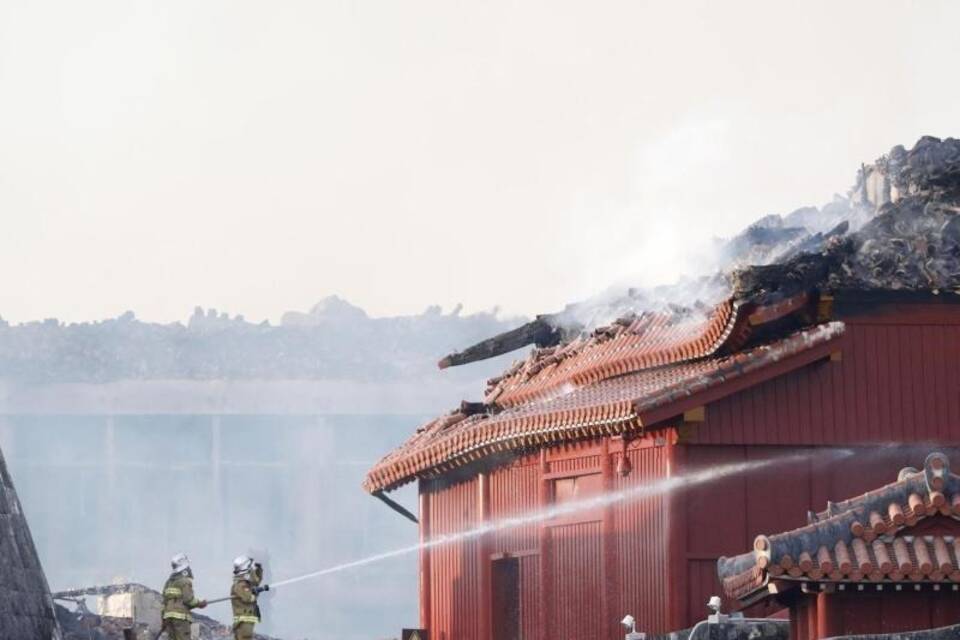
[363,301,843,493]
[440,136,960,370]
[718,452,960,605]
[364,136,960,494]
[482,300,742,409]
[719,136,960,301]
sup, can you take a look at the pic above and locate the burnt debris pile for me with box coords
[443,135,960,368]
[736,136,960,299]
[714,198,860,271]
[884,135,960,198]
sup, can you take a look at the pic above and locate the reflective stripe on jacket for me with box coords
[231,566,263,625]
[234,615,260,624]
[162,574,200,621]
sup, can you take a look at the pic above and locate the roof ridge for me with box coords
[488,299,745,409]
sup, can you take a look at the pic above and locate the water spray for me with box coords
[206,448,851,601]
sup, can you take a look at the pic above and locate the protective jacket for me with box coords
[231,564,264,625]
[162,573,202,622]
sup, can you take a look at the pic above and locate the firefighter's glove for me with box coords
[196,600,208,609]
[253,585,270,595]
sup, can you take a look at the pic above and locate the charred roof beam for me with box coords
[438,315,570,369]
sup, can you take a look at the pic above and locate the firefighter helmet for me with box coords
[233,555,254,575]
[171,553,190,574]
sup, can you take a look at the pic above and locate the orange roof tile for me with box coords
[485,300,743,408]
[719,452,960,603]
[364,320,843,493]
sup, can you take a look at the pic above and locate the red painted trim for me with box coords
[841,304,960,326]
[542,467,603,480]
[418,485,431,630]
[545,440,605,461]
[538,450,552,640]
[600,437,616,640]
[490,549,539,560]
[478,472,491,640]
[815,592,841,640]
[637,335,844,427]
[666,439,689,630]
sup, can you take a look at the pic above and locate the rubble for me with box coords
[886,136,960,198]
[53,584,280,640]
[443,135,960,367]
[738,137,960,298]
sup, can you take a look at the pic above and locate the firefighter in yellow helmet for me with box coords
[161,553,207,640]
[230,555,269,640]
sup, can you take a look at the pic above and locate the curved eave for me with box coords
[364,321,845,494]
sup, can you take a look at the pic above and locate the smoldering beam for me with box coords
[437,315,568,369]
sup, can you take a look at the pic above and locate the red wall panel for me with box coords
[689,315,960,447]
[822,592,960,636]
[425,477,481,640]
[489,459,540,554]
[614,444,670,634]
[417,304,960,639]
[550,521,603,640]
[519,554,540,640]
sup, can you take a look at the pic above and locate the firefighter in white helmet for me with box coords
[230,555,268,640]
[161,553,207,640]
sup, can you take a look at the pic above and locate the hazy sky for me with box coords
[2,0,959,324]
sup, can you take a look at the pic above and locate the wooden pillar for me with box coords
[601,437,618,639]
[665,432,689,630]
[538,450,552,640]
[419,484,432,631]
[790,599,808,640]
[807,595,819,640]
[478,472,491,640]
[816,592,841,640]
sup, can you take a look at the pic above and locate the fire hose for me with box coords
[135,451,850,639]
[140,586,270,640]
[203,583,270,605]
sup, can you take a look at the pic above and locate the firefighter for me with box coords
[161,553,207,640]
[230,555,269,640]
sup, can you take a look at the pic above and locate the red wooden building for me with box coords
[719,451,960,639]
[364,288,960,640]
